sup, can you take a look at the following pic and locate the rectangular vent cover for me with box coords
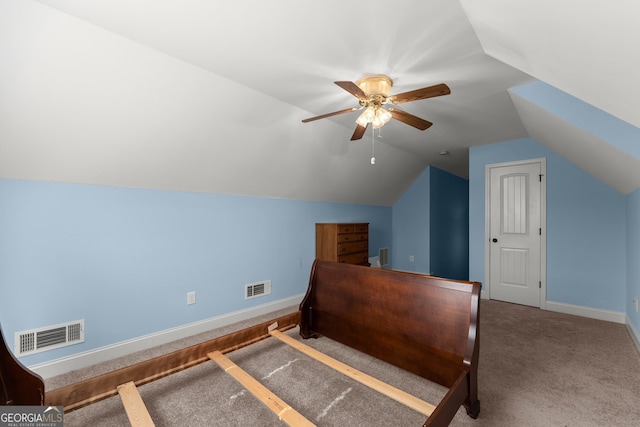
[15,320,84,356]
[245,280,271,300]
[379,247,390,267]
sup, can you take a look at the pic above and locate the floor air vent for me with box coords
[15,320,84,356]
[379,247,390,267]
[245,280,271,300]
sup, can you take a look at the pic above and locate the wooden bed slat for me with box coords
[269,329,436,417]
[117,382,155,427]
[208,351,315,427]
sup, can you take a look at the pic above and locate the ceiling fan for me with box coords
[302,75,450,140]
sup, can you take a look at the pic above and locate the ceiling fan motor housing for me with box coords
[356,75,393,97]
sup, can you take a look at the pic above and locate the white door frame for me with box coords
[484,158,547,309]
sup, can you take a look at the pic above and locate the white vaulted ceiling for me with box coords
[460,0,640,129]
[0,0,638,205]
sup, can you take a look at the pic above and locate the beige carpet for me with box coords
[46,300,640,426]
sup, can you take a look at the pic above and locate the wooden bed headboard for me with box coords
[299,260,481,425]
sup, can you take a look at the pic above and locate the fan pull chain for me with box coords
[370,126,376,165]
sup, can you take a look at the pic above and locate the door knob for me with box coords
[492,238,498,243]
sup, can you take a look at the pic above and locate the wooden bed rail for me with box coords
[0,312,299,412]
[44,312,299,411]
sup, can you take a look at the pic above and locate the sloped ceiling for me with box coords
[460,0,640,128]
[0,0,637,205]
[511,93,640,195]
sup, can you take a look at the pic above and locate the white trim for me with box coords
[29,294,304,379]
[484,157,547,309]
[545,300,626,324]
[484,164,491,296]
[539,159,547,309]
[626,316,640,353]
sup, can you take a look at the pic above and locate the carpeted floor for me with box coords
[46,300,640,426]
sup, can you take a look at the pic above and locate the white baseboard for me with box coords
[626,316,640,353]
[545,300,626,324]
[29,294,304,379]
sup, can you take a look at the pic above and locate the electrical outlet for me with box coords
[409,255,414,262]
[634,297,639,313]
[187,291,196,305]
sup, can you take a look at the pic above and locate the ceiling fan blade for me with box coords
[334,81,368,100]
[389,83,450,105]
[302,107,359,123]
[351,124,367,140]
[389,108,433,130]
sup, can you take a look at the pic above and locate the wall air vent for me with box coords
[379,247,390,267]
[245,280,271,300]
[14,320,84,356]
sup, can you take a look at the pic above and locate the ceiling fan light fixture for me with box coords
[373,107,392,128]
[356,106,376,127]
[356,105,392,129]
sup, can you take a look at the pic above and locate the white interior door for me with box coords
[488,160,544,307]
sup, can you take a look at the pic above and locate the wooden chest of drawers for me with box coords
[315,223,369,266]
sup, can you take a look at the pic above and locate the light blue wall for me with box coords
[511,82,640,158]
[429,167,469,280]
[391,166,469,279]
[469,138,627,312]
[0,179,391,365]
[627,189,640,332]
[391,167,430,272]
[511,81,639,324]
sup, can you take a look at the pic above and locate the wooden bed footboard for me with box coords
[0,323,45,406]
[299,260,481,426]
